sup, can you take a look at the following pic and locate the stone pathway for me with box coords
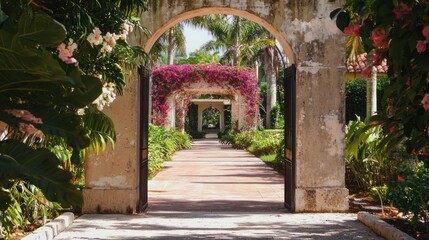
[148,139,284,212]
[55,139,383,239]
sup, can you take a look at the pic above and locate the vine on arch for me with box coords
[152,64,260,126]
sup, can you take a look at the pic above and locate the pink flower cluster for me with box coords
[57,38,78,66]
[151,64,260,126]
[4,109,43,136]
[416,26,429,53]
[422,93,429,111]
[393,2,412,20]
[343,24,360,37]
[4,109,42,124]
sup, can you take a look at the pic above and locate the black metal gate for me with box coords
[138,66,149,212]
[284,64,296,211]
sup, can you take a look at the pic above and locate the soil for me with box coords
[349,191,429,240]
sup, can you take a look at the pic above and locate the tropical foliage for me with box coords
[177,50,220,65]
[332,0,429,156]
[148,125,192,178]
[333,0,429,229]
[345,118,404,191]
[151,64,260,127]
[220,129,284,170]
[388,162,429,229]
[345,76,390,122]
[0,0,149,237]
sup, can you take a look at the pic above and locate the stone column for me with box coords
[230,96,239,131]
[219,104,225,132]
[83,74,138,214]
[166,95,175,130]
[197,104,203,132]
[289,0,349,212]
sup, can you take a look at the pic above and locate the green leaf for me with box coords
[0,30,69,90]
[17,12,66,47]
[0,188,11,211]
[330,8,342,20]
[64,75,102,108]
[0,8,8,25]
[0,140,82,210]
[336,11,350,31]
[29,108,91,151]
[389,38,405,71]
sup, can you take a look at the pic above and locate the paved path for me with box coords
[148,139,284,212]
[55,139,383,239]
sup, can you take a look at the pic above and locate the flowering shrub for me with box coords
[152,64,260,126]
[92,82,117,111]
[332,1,429,156]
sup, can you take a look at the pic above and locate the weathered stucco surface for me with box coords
[84,0,348,213]
[83,74,139,213]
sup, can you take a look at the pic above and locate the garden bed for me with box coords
[350,193,429,239]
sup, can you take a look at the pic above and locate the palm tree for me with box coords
[259,43,280,129]
[150,23,187,66]
[194,15,282,128]
[345,23,378,119]
[197,15,273,67]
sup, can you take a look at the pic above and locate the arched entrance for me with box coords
[83,0,348,213]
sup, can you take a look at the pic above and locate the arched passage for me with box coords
[143,7,296,64]
[83,0,349,214]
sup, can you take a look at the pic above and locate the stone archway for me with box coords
[83,0,348,213]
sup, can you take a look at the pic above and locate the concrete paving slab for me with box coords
[55,139,383,239]
[55,212,383,239]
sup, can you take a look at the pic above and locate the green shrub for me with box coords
[148,125,192,178]
[345,118,403,191]
[220,129,284,168]
[0,182,61,239]
[387,162,429,230]
[274,138,285,171]
[189,131,206,139]
[345,76,390,122]
[369,185,389,204]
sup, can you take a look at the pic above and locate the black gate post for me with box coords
[284,64,296,211]
[138,66,150,212]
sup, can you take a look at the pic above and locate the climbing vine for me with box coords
[152,64,260,126]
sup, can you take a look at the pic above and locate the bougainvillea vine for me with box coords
[151,64,260,126]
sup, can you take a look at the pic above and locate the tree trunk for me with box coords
[167,28,175,65]
[255,60,259,82]
[264,47,277,129]
[366,66,378,118]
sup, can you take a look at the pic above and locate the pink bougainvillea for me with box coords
[151,64,260,126]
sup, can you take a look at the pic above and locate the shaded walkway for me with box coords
[55,139,383,239]
[148,139,284,212]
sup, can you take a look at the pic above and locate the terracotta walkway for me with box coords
[148,139,284,212]
[55,139,383,239]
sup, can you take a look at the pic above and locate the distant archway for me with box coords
[151,64,260,130]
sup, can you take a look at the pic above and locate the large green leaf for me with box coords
[30,108,91,151]
[0,8,8,25]
[0,140,82,210]
[64,75,103,108]
[17,12,66,47]
[336,11,350,31]
[0,30,70,91]
[82,106,116,155]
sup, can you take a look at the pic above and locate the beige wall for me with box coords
[84,0,348,213]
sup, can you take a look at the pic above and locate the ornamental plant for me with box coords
[152,64,261,126]
[331,0,429,157]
